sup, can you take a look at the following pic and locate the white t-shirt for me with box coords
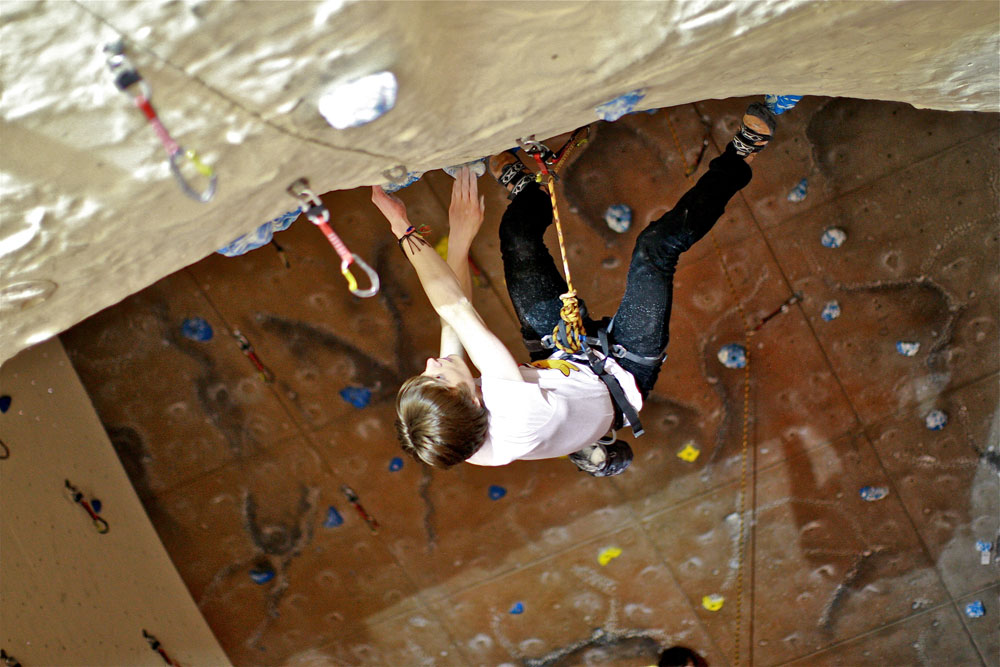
[466,353,643,466]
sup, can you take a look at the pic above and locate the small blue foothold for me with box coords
[765,94,803,115]
[859,486,889,502]
[821,227,847,248]
[821,301,841,322]
[975,540,992,553]
[604,204,632,233]
[488,485,507,500]
[181,317,214,342]
[896,341,920,357]
[0,395,10,413]
[964,600,985,618]
[509,602,524,614]
[924,409,948,431]
[389,457,404,471]
[90,499,102,514]
[323,506,344,528]
[717,343,747,369]
[250,567,275,584]
[339,386,372,409]
[595,89,646,122]
[787,178,808,203]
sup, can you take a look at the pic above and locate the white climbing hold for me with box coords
[821,227,847,248]
[318,71,397,129]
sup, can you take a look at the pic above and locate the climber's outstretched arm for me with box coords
[439,167,484,359]
[371,183,522,382]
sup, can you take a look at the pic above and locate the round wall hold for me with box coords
[318,71,397,129]
[820,227,847,248]
[717,343,747,369]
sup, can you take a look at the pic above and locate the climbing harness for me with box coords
[103,40,217,203]
[287,178,380,298]
[515,128,657,438]
[233,330,274,383]
[143,630,181,667]
[65,479,109,534]
[666,107,756,666]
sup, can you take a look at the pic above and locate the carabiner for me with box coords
[287,177,380,298]
[341,253,380,298]
[169,147,218,202]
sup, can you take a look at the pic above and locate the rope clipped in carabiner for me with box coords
[104,39,217,203]
[287,178,380,298]
[517,134,587,353]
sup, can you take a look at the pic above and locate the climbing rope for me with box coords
[287,178,380,298]
[665,109,755,666]
[104,40,217,203]
[516,129,591,353]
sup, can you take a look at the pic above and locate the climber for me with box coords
[371,101,778,476]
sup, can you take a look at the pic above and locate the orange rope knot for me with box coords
[553,291,586,354]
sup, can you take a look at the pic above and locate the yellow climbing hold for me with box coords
[598,546,622,566]
[434,236,448,260]
[677,442,701,462]
[702,594,725,611]
[530,359,580,377]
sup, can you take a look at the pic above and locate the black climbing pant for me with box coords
[498,143,753,397]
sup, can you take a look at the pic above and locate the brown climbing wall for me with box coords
[55,97,1000,665]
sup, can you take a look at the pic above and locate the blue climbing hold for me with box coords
[216,208,301,257]
[488,485,507,501]
[323,506,344,528]
[90,499,102,514]
[509,602,524,615]
[389,457,404,471]
[965,600,985,618]
[787,178,808,203]
[765,94,803,115]
[180,317,213,342]
[0,395,10,413]
[821,301,841,322]
[595,89,646,122]
[975,540,992,553]
[717,343,747,369]
[250,567,275,584]
[604,204,632,234]
[339,386,372,409]
[821,227,847,248]
[859,486,889,502]
[896,341,920,357]
[924,409,948,431]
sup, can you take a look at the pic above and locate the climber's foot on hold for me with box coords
[730,102,777,162]
[489,151,537,200]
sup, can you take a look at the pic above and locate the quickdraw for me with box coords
[65,479,109,534]
[143,630,181,667]
[287,178,380,298]
[104,39,217,203]
[341,484,379,534]
[233,330,274,383]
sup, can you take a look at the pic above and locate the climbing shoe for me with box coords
[569,439,633,477]
[730,102,777,157]
[489,151,537,200]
